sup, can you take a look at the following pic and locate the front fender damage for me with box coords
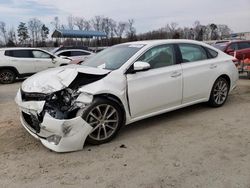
[16,89,94,152]
[40,113,93,152]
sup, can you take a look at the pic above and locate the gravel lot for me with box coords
[0,77,250,188]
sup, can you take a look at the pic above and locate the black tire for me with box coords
[80,97,124,145]
[208,77,229,107]
[0,69,16,84]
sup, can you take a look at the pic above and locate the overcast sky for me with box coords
[0,0,249,33]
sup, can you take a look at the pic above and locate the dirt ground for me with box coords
[0,77,250,188]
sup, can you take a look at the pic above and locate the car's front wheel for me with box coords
[208,77,229,107]
[0,69,16,84]
[80,98,124,145]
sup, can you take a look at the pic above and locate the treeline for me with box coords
[0,16,232,47]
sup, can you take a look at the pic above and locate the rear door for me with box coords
[178,43,217,103]
[31,50,55,72]
[127,44,182,118]
[5,49,35,74]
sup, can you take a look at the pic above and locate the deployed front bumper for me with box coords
[15,89,93,152]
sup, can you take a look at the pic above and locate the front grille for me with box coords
[22,112,41,133]
[21,89,47,101]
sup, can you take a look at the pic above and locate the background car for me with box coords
[212,40,250,59]
[55,49,94,62]
[213,40,250,78]
[15,40,238,152]
[0,48,71,84]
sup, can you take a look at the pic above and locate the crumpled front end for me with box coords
[15,88,93,152]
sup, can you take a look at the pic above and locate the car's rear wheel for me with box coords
[208,77,229,107]
[0,69,16,84]
[80,98,124,145]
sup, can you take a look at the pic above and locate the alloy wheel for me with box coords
[86,104,119,141]
[213,79,228,105]
[0,71,15,84]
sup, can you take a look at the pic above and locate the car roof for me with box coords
[0,47,45,51]
[118,39,219,51]
[55,49,92,54]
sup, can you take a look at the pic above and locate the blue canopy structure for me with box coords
[52,29,107,39]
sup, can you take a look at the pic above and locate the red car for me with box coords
[213,40,250,59]
[213,40,250,78]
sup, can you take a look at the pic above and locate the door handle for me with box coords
[210,64,217,69]
[171,72,182,78]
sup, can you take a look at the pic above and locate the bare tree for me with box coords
[126,19,136,41]
[74,17,85,30]
[84,20,91,31]
[28,18,42,46]
[51,16,60,30]
[67,15,74,30]
[8,27,17,45]
[115,22,127,38]
[0,21,8,44]
[91,16,103,31]
[217,24,231,39]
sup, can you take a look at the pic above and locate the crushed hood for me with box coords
[22,65,110,93]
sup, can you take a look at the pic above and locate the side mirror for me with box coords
[133,61,151,72]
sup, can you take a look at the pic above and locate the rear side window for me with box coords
[206,47,218,58]
[179,44,207,62]
[4,50,32,58]
[71,51,90,56]
[58,51,71,57]
[238,42,250,50]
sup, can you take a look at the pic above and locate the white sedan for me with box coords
[15,40,238,152]
[55,49,94,61]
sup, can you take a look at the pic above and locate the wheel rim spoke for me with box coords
[103,126,108,138]
[89,112,100,121]
[103,105,110,119]
[97,126,101,140]
[105,124,115,130]
[104,119,118,123]
[106,109,116,119]
[90,124,100,134]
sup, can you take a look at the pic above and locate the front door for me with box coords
[127,44,182,118]
[31,50,55,72]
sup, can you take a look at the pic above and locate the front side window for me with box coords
[71,51,90,56]
[32,50,51,58]
[179,44,207,62]
[227,43,238,51]
[58,51,71,57]
[137,44,175,69]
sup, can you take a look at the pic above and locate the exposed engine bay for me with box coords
[21,72,108,121]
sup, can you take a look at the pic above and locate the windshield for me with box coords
[83,44,144,70]
[212,43,228,51]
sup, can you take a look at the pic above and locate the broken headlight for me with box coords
[43,88,81,120]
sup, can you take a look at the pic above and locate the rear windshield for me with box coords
[212,43,228,51]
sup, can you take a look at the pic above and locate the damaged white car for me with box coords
[15,40,238,152]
